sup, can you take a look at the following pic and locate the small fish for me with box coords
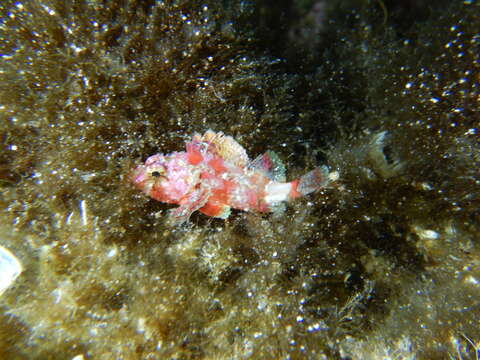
[132,130,332,224]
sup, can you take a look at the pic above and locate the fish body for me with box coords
[132,130,331,223]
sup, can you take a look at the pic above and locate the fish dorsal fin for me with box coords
[249,150,286,182]
[192,130,249,168]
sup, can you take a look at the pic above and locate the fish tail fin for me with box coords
[291,166,333,198]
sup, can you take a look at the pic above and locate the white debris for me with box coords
[0,245,22,296]
[328,171,340,182]
[80,200,88,226]
[415,227,439,240]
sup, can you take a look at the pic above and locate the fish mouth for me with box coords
[131,164,159,198]
[131,165,148,187]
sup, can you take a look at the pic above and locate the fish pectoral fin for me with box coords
[168,206,193,225]
[167,188,210,224]
[199,201,231,219]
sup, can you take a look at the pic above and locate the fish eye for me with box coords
[151,171,161,178]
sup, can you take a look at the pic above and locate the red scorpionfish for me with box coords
[132,130,333,224]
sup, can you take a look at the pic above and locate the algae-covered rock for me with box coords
[0,0,478,359]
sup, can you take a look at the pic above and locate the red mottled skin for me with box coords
[132,130,330,224]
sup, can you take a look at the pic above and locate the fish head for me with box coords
[132,154,169,201]
[132,153,197,203]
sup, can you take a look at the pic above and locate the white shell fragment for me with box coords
[0,245,22,296]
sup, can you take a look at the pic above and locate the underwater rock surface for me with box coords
[0,0,478,359]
